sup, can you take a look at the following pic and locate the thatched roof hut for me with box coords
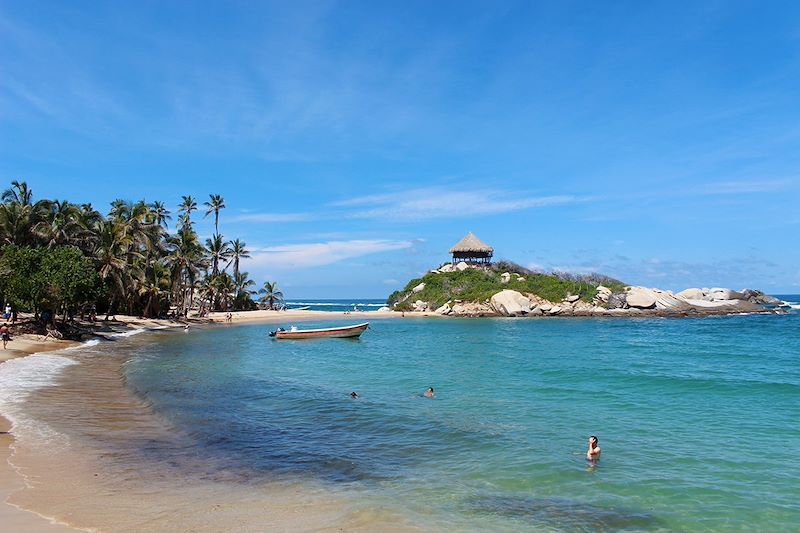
[449,232,493,264]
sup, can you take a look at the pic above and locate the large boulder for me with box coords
[593,285,612,305]
[439,263,455,273]
[455,261,470,271]
[490,290,532,316]
[626,287,657,309]
[607,293,627,309]
[707,288,745,301]
[413,300,429,311]
[653,289,686,310]
[434,302,452,315]
[547,305,563,315]
[564,294,580,303]
[500,272,511,284]
[411,282,426,293]
[677,288,705,300]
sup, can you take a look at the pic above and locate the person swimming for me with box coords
[424,387,434,398]
[350,391,358,399]
[586,435,601,462]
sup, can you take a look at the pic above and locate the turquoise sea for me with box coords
[1,298,799,531]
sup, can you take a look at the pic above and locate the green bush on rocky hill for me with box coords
[387,262,626,311]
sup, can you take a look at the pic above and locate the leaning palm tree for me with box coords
[203,194,225,235]
[226,238,250,280]
[258,281,284,310]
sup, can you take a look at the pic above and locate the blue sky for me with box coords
[1,1,799,297]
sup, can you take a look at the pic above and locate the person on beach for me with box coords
[587,435,601,462]
[3,303,10,320]
[424,387,434,398]
[1,323,10,349]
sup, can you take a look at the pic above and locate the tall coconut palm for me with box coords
[205,234,230,277]
[258,281,284,310]
[226,238,250,280]
[166,226,207,314]
[94,220,140,319]
[203,194,225,235]
[178,196,197,230]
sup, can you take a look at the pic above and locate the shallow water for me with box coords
[2,305,800,532]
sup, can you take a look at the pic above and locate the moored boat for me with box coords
[269,322,369,339]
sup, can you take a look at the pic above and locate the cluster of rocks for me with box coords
[414,285,781,318]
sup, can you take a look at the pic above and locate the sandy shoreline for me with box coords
[0,310,418,532]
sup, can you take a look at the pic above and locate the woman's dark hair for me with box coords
[590,435,598,444]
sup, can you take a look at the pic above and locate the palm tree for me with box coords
[94,219,141,319]
[178,196,197,230]
[203,194,225,235]
[2,180,34,206]
[205,233,230,276]
[226,238,250,280]
[0,181,51,245]
[166,226,207,314]
[32,200,83,248]
[211,273,235,311]
[139,261,172,318]
[150,201,171,229]
[258,281,284,310]
[233,271,256,310]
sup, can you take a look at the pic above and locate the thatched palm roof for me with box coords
[449,232,493,254]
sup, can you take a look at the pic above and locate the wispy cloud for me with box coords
[228,212,313,223]
[244,239,414,269]
[692,178,798,195]
[334,187,592,221]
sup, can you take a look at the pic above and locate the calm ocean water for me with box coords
[121,299,800,532]
[1,297,798,531]
[284,298,388,312]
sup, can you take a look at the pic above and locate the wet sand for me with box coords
[0,314,420,532]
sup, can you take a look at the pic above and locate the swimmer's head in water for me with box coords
[350,391,358,398]
[427,387,434,392]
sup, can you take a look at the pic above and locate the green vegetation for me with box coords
[0,180,274,328]
[387,261,626,311]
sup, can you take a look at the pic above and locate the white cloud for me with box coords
[243,239,414,270]
[334,187,591,221]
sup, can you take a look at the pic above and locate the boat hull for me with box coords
[272,322,369,339]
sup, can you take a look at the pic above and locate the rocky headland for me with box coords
[387,262,785,318]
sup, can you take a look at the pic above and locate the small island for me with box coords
[388,233,784,318]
